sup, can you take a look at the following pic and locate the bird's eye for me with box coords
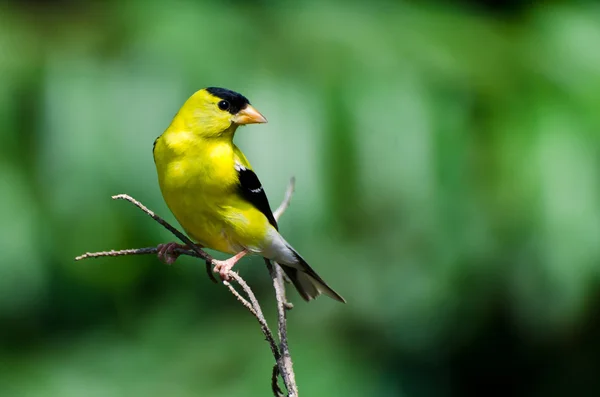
[218,100,230,111]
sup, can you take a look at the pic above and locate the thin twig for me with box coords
[266,260,298,396]
[273,176,295,221]
[275,264,296,393]
[225,272,280,361]
[221,280,255,314]
[269,178,298,396]
[223,278,280,362]
[271,365,285,397]
[112,194,217,283]
[75,247,199,261]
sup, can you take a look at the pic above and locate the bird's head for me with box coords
[181,87,267,137]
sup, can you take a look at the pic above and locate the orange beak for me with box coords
[232,105,268,125]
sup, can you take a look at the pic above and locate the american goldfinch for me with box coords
[152,87,345,303]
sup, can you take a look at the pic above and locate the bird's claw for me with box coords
[212,250,248,281]
[213,259,235,281]
[157,242,187,265]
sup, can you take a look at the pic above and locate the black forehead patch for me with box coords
[206,87,250,115]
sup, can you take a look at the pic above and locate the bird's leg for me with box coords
[213,250,248,281]
[157,242,197,265]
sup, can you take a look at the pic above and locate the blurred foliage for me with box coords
[1,0,600,396]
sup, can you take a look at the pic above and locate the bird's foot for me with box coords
[213,250,248,281]
[157,242,188,265]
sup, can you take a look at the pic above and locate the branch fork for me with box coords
[76,178,298,397]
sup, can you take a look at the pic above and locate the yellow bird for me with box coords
[153,87,345,303]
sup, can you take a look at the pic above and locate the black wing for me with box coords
[235,163,278,230]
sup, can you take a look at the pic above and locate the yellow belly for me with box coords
[164,186,270,255]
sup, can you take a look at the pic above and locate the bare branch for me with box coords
[266,260,298,397]
[271,365,285,397]
[75,247,201,261]
[268,177,298,396]
[224,272,280,361]
[77,177,300,396]
[273,177,295,221]
[222,279,255,315]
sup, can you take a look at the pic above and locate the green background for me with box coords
[1,1,600,396]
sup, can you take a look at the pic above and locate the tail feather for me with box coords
[280,266,319,301]
[278,250,346,303]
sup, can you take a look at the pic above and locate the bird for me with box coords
[152,87,345,303]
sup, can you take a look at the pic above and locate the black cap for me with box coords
[206,87,250,115]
